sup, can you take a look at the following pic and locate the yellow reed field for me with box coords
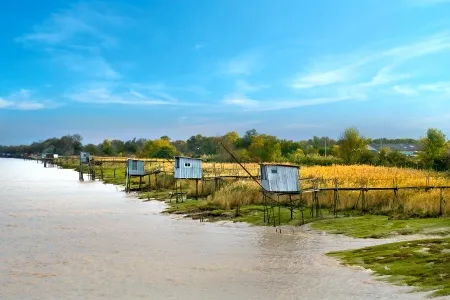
[205,165,450,216]
[301,165,449,188]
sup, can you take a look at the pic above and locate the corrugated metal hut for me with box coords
[127,159,145,176]
[80,152,90,164]
[174,156,202,179]
[260,164,300,193]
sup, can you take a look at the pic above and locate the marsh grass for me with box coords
[328,238,450,297]
[311,215,450,238]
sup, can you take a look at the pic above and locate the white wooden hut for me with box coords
[174,156,202,179]
[260,164,300,193]
[127,159,145,176]
[80,152,90,164]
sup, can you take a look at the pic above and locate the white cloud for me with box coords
[0,90,57,110]
[383,33,450,62]
[53,51,120,80]
[223,95,259,108]
[366,66,411,86]
[220,53,261,75]
[291,68,349,89]
[288,31,450,103]
[223,95,352,111]
[0,98,13,108]
[17,2,125,81]
[409,0,450,6]
[235,80,269,93]
[65,84,190,106]
[15,102,46,110]
[419,82,450,94]
[392,85,418,96]
[16,2,123,47]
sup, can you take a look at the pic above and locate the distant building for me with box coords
[260,164,300,193]
[174,156,202,179]
[367,144,421,157]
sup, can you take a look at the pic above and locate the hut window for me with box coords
[131,160,138,171]
[175,159,180,168]
[271,168,278,174]
[184,162,192,168]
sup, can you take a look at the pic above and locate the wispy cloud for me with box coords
[17,2,125,81]
[235,80,269,93]
[291,68,349,89]
[419,82,450,94]
[223,95,259,108]
[288,32,450,102]
[0,98,12,109]
[363,66,411,87]
[223,95,351,111]
[409,0,450,6]
[220,53,261,75]
[382,33,450,62]
[0,89,59,110]
[16,2,124,47]
[392,85,419,96]
[67,86,172,105]
[66,83,200,106]
[51,50,120,80]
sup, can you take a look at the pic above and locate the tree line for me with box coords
[1,127,449,170]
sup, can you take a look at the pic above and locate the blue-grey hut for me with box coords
[260,164,300,193]
[174,156,202,179]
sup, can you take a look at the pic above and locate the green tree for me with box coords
[420,128,446,168]
[287,149,305,163]
[84,144,99,155]
[338,127,368,164]
[377,146,391,166]
[142,139,177,158]
[330,145,340,157]
[100,139,114,156]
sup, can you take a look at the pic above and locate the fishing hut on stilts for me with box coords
[171,156,202,203]
[79,152,93,181]
[125,159,149,192]
[260,164,304,226]
[220,142,304,227]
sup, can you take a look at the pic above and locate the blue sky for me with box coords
[1,0,450,144]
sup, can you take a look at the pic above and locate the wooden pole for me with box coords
[263,193,266,223]
[195,179,199,200]
[289,194,293,220]
[440,187,443,217]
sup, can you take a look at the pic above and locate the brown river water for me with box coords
[0,158,434,300]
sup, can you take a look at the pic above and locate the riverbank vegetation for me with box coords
[3,127,450,171]
[328,238,450,297]
[311,215,450,238]
[57,160,450,218]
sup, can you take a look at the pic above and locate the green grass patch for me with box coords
[311,215,450,238]
[329,238,450,297]
[164,199,333,226]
